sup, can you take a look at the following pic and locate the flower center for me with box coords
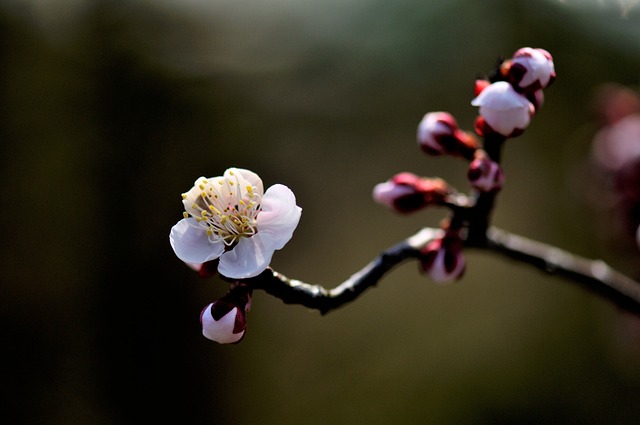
[184,174,261,247]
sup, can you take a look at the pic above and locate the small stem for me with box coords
[483,133,505,163]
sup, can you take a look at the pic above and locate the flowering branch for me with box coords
[485,228,640,315]
[238,226,640,315]
[240,228,439,315]
[171,47,640,344]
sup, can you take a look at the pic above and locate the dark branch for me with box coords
[243,227,640,315]
[485,227,640,314]
[244,228,440,314]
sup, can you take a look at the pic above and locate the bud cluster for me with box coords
[472,47,555,138]
[373,47,555,284]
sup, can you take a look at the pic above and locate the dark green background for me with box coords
[3,0,640,424]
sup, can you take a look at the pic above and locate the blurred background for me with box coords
[2,0,640,424]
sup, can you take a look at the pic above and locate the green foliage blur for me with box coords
[2,0,640,424]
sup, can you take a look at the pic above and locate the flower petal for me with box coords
[201,303,245,344]
[225,167,264,196]
[256,184,302,250]
[217,185,301,279]
[169,218,225,264]
[218,235,273,279]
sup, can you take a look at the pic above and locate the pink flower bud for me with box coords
[417,112,479,159]
[508,47,556,93]
[419,232,465,284]
[467,152,504,192]
[200,285,251,344]
[471,81,535,137]
[373,172,450,213]
[200,302,246,344]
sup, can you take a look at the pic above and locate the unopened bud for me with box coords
[419,232,465,284]
[467,151,504,192]
[417,112,479,159]
[471,81,534,137]
[508,47,555,93]
[373,172,450,213]
[200,284,251,344]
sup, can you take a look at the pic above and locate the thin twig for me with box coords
[244,228,440,314]
[485,227,640,314]
[243,227,640,315]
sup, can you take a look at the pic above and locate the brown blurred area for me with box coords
[2,0,640,424]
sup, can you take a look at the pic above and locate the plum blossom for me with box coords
[170,168,301,279]
[471,81,535,137]
[508,47,556,93]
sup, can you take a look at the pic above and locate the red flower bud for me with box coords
[373,172,450,214]
[417,112,479,159]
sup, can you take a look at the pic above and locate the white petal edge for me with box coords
[225,167,264,195]
[256,184,302,250]
[218,235,273,279]
[170,218,225,264]
[201,304,244,344]
[217,184,301,279]
[471,82,530,110]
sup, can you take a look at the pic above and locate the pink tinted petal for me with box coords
[471,81,533,136]
[218,236,272,279]
[229,168,264,195]
[201,304,245,344]
[217,185,301,279]
[256,184,302,250]
[169,218,225,264]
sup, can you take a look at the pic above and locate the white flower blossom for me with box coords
[170,168,301,279]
